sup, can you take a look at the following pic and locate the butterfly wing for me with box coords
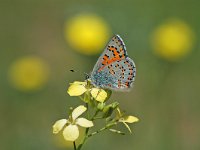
[92,35,127,72]
[90,35,136,90]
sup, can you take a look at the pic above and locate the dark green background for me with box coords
[0,0,200,150]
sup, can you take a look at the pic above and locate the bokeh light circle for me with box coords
[151,19,195,61]
[65,13,111,55]
[8,56,50,91]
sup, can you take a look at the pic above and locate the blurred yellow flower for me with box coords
[151,19,195,61]
[65,13,111,55]
[116,108,139,133]
[67,81,108,102]
[53,105,93,141]
[8,56,50,91]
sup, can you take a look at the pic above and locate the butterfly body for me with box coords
[90,35,136,91]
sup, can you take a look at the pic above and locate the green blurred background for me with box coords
[0,0,200,150]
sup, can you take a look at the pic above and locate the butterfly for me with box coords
[89,35,136,91]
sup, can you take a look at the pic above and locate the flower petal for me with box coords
[63,124,79,141]
[123,122,132,133]
[52,119,67,134]
[123,116,139,123]
[91,88,107,102]
[67,81,87,96]
[116,107,122,118]
[76,118,94,127]
[72,105,87,120]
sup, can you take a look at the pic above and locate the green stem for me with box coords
[77,110,100,150]
[92,116,104,120]
[73,141,77,150]
[79,96,84,101]
[87,122,117,138]
[85,103,89,119]
[77,128,89,150]
[91,110,100,120]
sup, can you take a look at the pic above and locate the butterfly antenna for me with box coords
[84,72,90,80]
[70,69,75,72]
[69,69,82,77]
[69,69,90,81]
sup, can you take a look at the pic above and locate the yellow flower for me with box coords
[65,13,111,55]
[90,88,107,102]
[53,105,93,141]
[8,56,50,91]
[67,81,87,96]
[151,19,195,61]
[116,108,139,133]
[67,81,108,102]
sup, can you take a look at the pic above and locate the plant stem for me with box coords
[77,110,100,150]
[92,116,104,120]
[91,110,99,120]
[73,141,77,150]
[85,103,90,119]
[77,127,89,150]
[87,122,117,138]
